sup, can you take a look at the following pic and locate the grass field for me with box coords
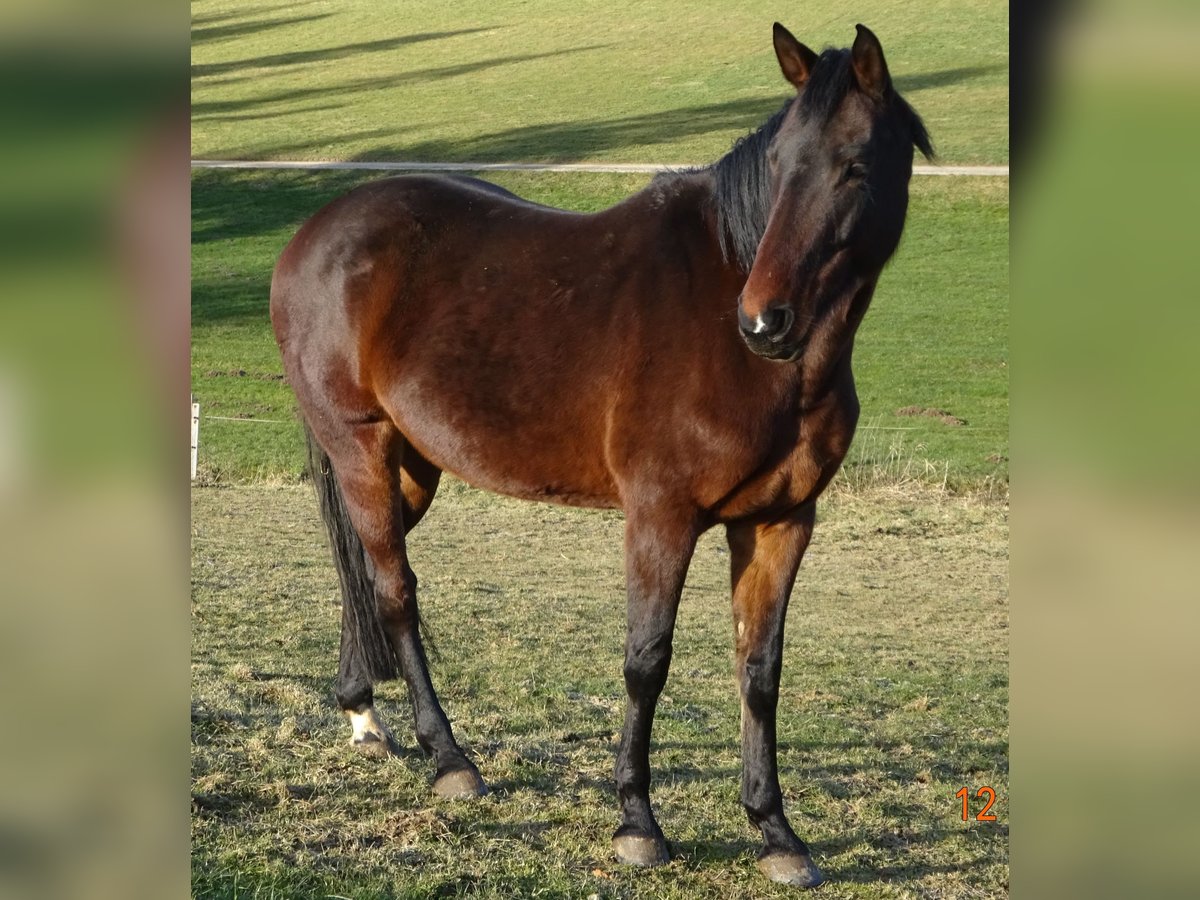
[192,482,1008,899]
[191,171,1007,491]
[191,0,1008,166]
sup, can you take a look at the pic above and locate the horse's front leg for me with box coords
[612,506,699,868]
[726,503,824,887]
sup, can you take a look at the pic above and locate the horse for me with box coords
[270,23,932,888]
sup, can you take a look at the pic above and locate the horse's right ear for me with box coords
[772,22,818,90]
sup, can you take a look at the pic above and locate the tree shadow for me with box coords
[321,94,789,165]
[191,151,383,262]
[192,27,505,79]
[197,101,346,124]
[193,46,610,119]
[191,12,333,46]
[894,63,1007,93]
[197,60,1003,163]
[191,1,325,30]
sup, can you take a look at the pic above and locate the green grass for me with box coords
[192,482,1008,898]
[191,0,1008,165]
[191,170,1007,490]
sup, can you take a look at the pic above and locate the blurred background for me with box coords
[0,2,186,898]
[0,0,1197,896]
[1013,2,1200,898]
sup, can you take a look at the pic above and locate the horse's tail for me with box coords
[304,422,400,682]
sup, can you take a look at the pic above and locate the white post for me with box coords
[191,397,200,480]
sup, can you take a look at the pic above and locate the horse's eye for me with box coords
[844,161,867,183]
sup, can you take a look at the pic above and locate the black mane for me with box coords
[709,98,793,273]
[705,48,934,273]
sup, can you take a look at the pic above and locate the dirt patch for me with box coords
[896,405,966,426]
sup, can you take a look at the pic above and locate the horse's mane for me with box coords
[701,48,934,273]
[707,99,792,273]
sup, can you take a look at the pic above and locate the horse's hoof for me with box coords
[613,833,670,868]
[347,708,399,759]
[758,853,824,887]
[432,767,488,800]
[351,732,399,759]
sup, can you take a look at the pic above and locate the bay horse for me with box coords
[271,23,932,887]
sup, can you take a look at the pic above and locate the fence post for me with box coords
[191,397,200,480]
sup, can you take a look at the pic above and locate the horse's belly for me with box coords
[387,389,621,509]
[445,445,622,510]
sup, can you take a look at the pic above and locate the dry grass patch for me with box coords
[192,480,1007,898]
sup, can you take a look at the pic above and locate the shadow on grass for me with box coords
[336,61,1004,164]
[192,27,506,80]
[191,273,275,326]
[462,732,1006,818]
[893,63,1007,94]
[197,101,345,124]
[197,58,1001,164]
[190,63,1004,256]
[193,45,604,117]
[328,95,789,164]
[191,701,1006,890]
[675,820,1005,885]
[191,1,326,31]
[191,12,334,46]
[819,825,1007,885]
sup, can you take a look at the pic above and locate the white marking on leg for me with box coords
[347,706,391,743]
[737,620,746,638]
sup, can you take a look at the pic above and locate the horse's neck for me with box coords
[633,172,865,410]
[783,285,873,413]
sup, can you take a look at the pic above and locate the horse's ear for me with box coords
[851,23,892,100]
[773,22,818,90]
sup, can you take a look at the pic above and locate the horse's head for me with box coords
[737,23,933,361]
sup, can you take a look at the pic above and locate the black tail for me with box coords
[305,423,400,682]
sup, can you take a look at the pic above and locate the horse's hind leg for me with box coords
[315,418,484,798]
[334,449,442,759]
[337,609,400,759]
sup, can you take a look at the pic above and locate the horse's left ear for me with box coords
[851,24,892,100]
[773,22,818,90]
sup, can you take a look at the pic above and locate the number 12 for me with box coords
[956,786,997,821]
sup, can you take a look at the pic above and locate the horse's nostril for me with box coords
[750,306,793,342]
[738,302,795,343]
[765,307,795,342]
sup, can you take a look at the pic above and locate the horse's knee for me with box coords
[739,656,782,717]
[623,634,672,696]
